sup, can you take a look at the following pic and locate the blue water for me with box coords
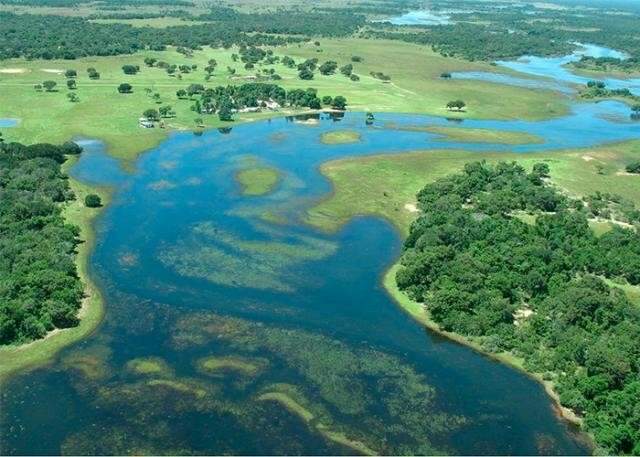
[377,9,451,25]
[0,118,19,128]
[454,43,640,95]
[2,57,640,454]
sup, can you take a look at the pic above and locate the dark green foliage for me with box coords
[331,96,347,110]
[318,60,338,75]
[122,64,139,75]
[398,161,640,454]
[42,80,57,92]
[298,67,314,80]
[117,83,132,94]
[0,141,85,345]
[626,161,640,174]
[84,193,101,207]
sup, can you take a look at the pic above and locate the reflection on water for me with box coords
[5,103,638,453]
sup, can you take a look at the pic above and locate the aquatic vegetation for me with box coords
[196,355,268,377]
[320,130,361,145]
[258,383,376,455]
[235,166,281,196]
[126,357,173,377]
[147,179,176,191]
[158,222,337,292]
[61,345,112,381]
[172,311,466,454]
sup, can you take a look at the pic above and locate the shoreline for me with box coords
[382,262,591,437]
[0,155,109,385]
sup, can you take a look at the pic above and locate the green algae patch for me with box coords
[126,357,173,377]
[235,166,281,196]
[158,222,337,292]
[320,130,361,145]
[258,384,376,455]
[61,345,112,381]
[196,355,268,377]
[172,311,466,454]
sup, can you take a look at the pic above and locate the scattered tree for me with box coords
[143,108,160,121]
[117,83,133,94]
[66,79,77,90]
[42,80,57,92]
[64,69,77,78]
[446,100,466,111]
[84,193,102,207]
[122,64,140,75]
[332,95,347,110]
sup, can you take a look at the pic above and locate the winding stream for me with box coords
[1,51,639,455]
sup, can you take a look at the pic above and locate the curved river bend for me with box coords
[1,72,639,454]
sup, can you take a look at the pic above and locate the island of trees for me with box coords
[0,141,85,345]
[397,161,640,455]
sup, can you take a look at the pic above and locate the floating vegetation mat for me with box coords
[158,222,337,292]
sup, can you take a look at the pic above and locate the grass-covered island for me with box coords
[0,140,107,383]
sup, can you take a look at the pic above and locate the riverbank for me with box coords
[382,263,585,429]
[0,156,109,385]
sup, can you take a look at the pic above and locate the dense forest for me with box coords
[397,162,640,454]
[0,141,85,345]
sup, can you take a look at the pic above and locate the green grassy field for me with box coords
[0,157,109,385]
[424,125,545,145]
[235,166,281,196]
[320,130,361,144]
[307,140,640,236]
[0,39,570,161]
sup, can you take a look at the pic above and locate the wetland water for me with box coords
[1,98,639,454]
[454,43,640,96]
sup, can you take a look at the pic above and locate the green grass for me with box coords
[425,126,545,145]
[235,166,281,196]
[0,156,109,385]
[307,141,640,236]
[320,130,361,144]
[0,39,570,161]
[196,355,266,376]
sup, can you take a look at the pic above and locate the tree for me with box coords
[194,117,204,127]
[34,84,43,91]
[64,69,77,78]
[143,108,160,121]
[440,72,452,79]
[122,64,139,75]
[350,74,360,81]
[351,55,363,62]
[66,79,76,90]
[117,83,133,94]
[319,60,338,75]
[446,100,466,111]
[218,98,233,121]
[159,105,174,118]
[144,57,157,67]
[322,95,333,105]
[625,161,640,174]
[67,92,79,102]
[332,95,347,110]
[87,67,100,79]
[187,84,204,97]
[298,67,314,80]
[84,194,102,208]
[153,93,161,103]
[339,63,353,76]
[42,80,57,92]
[176,89,187,99]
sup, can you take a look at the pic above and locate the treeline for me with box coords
[191,7,366,37]
[0,0,192,6]
[367,23,574,61]
[0,141,85,345]
[0,13,309,60]
[398,161,640,454]
[572,56,640,74]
